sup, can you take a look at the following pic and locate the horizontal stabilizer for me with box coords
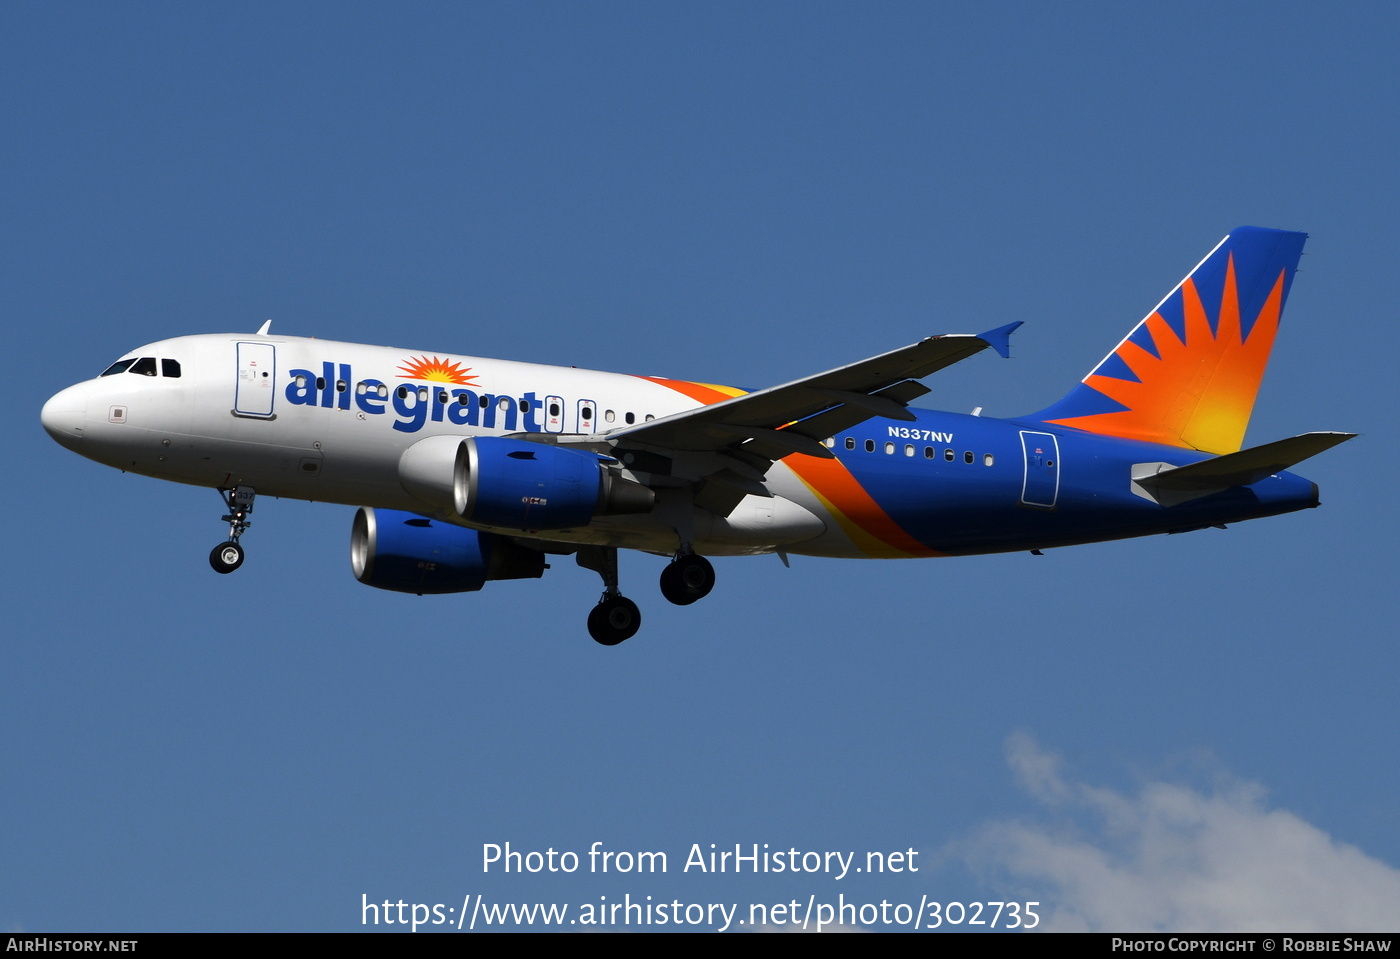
[1132,432,1356,505]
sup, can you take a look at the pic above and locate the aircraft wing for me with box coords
[595,322,1022,465]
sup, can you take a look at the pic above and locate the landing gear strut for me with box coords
[659,551,714,606]
[577,546,641,645]
[210,486,255,574]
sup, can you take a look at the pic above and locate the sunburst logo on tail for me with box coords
[1048,253,1286,455]
[397,355,478,386]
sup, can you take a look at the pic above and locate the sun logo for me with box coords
[397,355,479,385]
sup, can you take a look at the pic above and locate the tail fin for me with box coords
[1032,226,1308,454]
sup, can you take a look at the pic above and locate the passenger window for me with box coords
[317,377,327,391]
[457,393,469,405]
[864,439,875,453]
[549,402,561,417]
[625,412,636,424]
[884,442,895,454]
[944,448,954,461]
[497,396,511,411]
[356,382,366,395]
[129,357,157,376]
[823,437,835,448]
[964,450,974,464]
[605,410,616,423]
[984,453,994,466]
[645,414,654,422]
[161,359,181,378]
[581,406,593,420]
[519,399,530,412]
[397,386,408,399]
[338,380,349,393]
[437,390,447,403]
[905,444,914,457]
[845,437,855,450]
[924,446,934,459]
[101,359,136,377]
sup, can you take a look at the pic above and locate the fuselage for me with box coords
[41,332,1320,560]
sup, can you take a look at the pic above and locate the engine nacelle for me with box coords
[397,435,654,530]
[351,507,545,594]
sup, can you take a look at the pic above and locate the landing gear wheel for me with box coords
[210,541,244,574]
[660,553,715,606]
[588,595,641,646]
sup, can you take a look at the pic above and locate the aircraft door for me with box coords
[544,395,565,433]
[1019,430,1060,508]
[234,342,276,418]
[577,399,596,433]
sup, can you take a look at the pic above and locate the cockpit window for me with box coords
[100,359,136,377]
[161,359,181,378]
[128,357,158,376]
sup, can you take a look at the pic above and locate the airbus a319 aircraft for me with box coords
[42,227,1352,644]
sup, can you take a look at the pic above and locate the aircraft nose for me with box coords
[41,384,88,448]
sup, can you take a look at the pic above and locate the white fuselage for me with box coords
[41,333,839,557]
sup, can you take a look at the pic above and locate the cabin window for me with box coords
[497,396,511,411]
[924,446,934,459]
[884,442,895,454]
[864,439,875,453]
[161,359,181,378]
[605,410,616,423]
[625,412,636,424]
[845,437,855,450]
[645,414,654,422]
[316,377,326,391]
[823,437,835,448]
[101,359,135,376]
[549,402,561,417]
[581,406,593,420]
[457,393,469,405]
[418,387,428,401]
[338,380,349,393]
[397,386,408,399]
[964,450,974,464]
[519,399,529,412]
[944,448,954,461]
[905,444,914,457]
[436,390,447,403]
[984,453,994,466]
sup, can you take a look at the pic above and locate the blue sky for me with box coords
[4,2,1397,932]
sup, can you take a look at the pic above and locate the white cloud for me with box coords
[962,733,1400,932]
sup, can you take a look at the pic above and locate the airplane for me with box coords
[41,226,1353,645]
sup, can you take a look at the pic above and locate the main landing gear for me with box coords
[577,546,641,646]
[209,486,255,574]
[576,545,717,645]
[659,550,715,606]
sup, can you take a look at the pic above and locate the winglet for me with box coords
[978,321,1023,359]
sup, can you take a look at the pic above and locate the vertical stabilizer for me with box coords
[1031,227,1307,454]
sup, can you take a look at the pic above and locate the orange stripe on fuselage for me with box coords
[641,375,938,558]
[783,453,941,558]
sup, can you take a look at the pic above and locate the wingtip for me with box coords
[978,321,1024,359]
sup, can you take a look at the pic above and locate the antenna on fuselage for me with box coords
[257,319,273,335]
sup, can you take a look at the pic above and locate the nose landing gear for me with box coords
[209,486,255,574]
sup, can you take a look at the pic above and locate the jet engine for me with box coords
[351,507,546,594]
[397,435,654,530]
